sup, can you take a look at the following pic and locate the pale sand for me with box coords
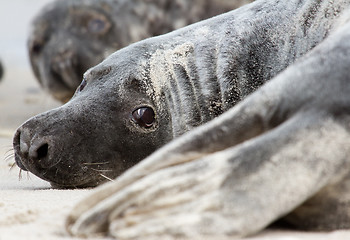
[1,1,350,240]
[0,2,98,239]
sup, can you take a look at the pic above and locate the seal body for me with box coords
[13,0,350,237]
[28,0,252,102]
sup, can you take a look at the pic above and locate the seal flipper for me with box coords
[107,114,350,239]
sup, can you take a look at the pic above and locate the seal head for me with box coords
[28,0,117,102]
[14,44,174,188]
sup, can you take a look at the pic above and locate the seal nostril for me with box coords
[37,143,48,160]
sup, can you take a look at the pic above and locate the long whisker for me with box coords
[3,147,15,162]
[18,170,32,181]
[4,148,14,155]
[19,169,23,180]
[9,162,16,171]
[88,167,115,182]
[89,167,113,173]
[26,172,31,180]
[99,173,114,182]
[82,162,110,165]
[4,153,15,162]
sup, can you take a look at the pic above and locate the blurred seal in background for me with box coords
[28,0,253,102]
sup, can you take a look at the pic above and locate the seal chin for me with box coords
[50,179,104,189]
[27,163,106,189]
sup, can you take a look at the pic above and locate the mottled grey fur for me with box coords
[28,0,252,102]
[13,0,350,238]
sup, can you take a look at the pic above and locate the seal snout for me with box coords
[13,127,52,172]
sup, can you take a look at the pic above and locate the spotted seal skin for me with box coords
[13,0,350,238]
[28,0,252,102]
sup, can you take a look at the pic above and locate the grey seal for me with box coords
[28,0,252,102]
[13,0,350,238]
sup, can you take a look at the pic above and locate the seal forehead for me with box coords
[149,42,195,100]
[84,66,112,82]
[148,26,211,99]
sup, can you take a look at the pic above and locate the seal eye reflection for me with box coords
[132,107,155,128]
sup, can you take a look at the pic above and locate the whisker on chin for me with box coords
[18,169,23,180]
[90,168,113,172]
[99,173,114,182]
[82,162,110,165]
[9,162,16,171]
[4,153,15,162]
[18,170,32,181]
[3,148,15,162]
[88,167,115,182]
[4,148,14,155]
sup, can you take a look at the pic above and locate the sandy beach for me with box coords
[0,1,96,239]
[1,1,350,240]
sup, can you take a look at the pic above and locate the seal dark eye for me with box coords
[88,18,109,34]
[30,40,43,55]
[132,107,155,128]
[78,79,87,92]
